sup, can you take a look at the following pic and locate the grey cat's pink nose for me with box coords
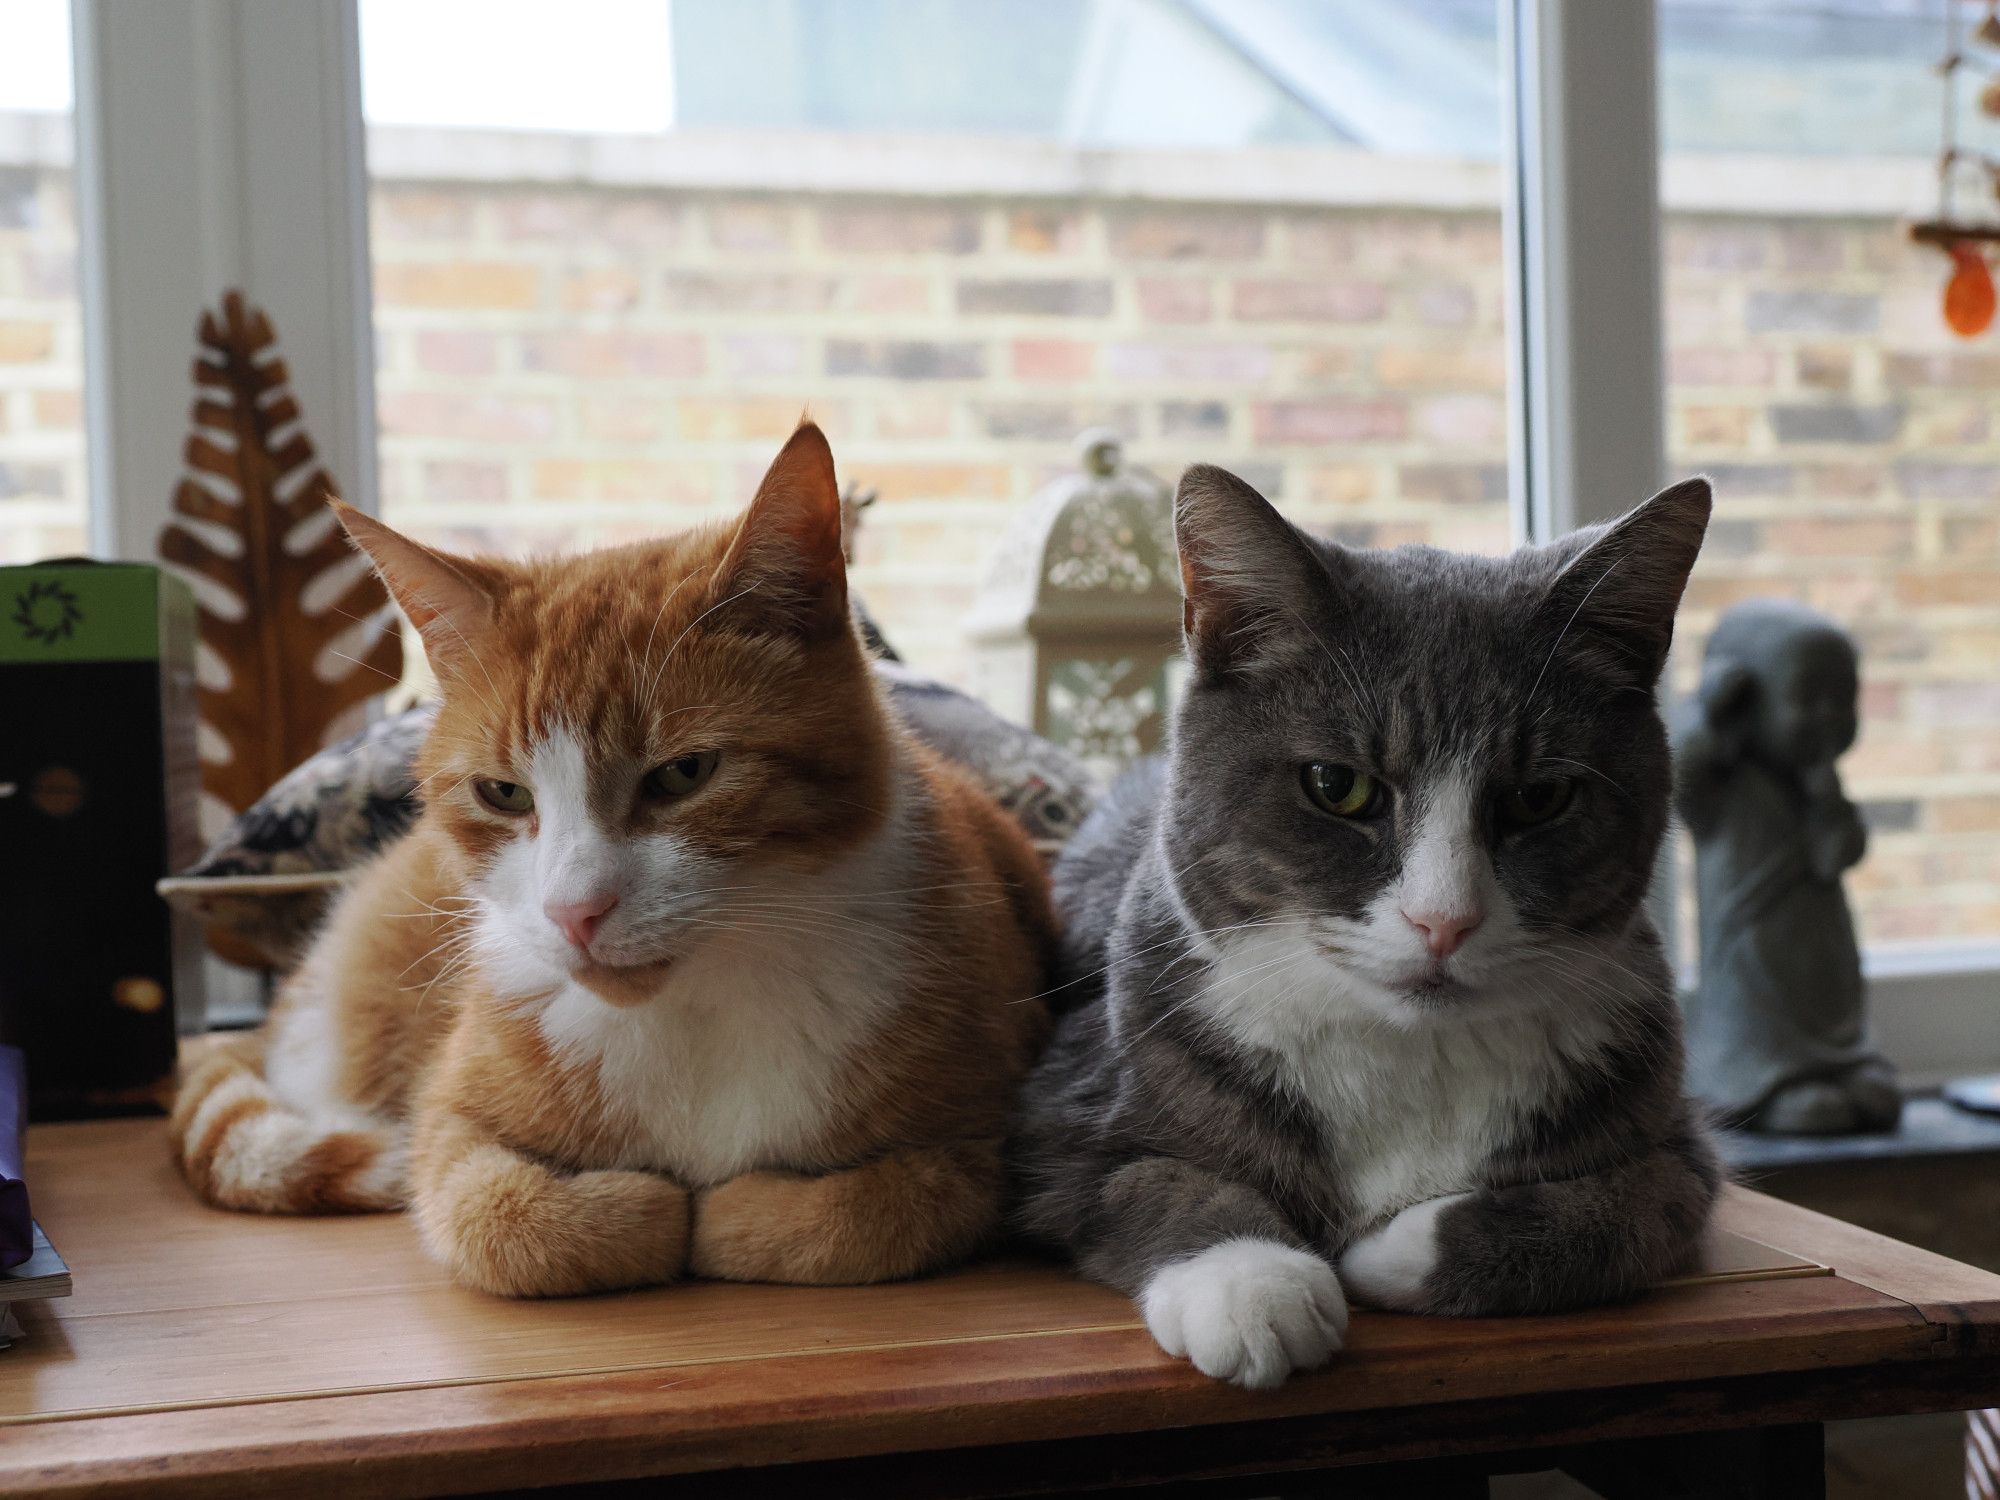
[547,894,618,950]
[1403,909,1483,958]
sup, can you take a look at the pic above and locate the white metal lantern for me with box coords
[965,429,1184,779]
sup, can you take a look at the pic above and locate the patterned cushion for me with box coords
[162,664,1098,968]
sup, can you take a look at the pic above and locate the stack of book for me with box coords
[0,1224,69,1349]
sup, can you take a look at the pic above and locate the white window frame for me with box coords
[69,0,2000,1079]
[73,0,376,558]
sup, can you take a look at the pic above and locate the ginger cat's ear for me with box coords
[714,421,848,640]
[331,502,506,679]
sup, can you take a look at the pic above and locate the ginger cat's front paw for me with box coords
[418,1143,689,1298]
[690,1169,834,1284]
[692,1145,1002,1286]
[1139,1238,1348,1389]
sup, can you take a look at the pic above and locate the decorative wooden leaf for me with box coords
[158,290,403,822]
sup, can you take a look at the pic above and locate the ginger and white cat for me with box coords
[172,424,1055,1297]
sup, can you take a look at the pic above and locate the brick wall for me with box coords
[1,163,1995,944]
[0,164,85,561]
[364,185,1514,688]
[1664,216,2000,943]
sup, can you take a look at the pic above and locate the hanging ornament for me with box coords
[1944,241,1997,336]
[1977,0,2000,46]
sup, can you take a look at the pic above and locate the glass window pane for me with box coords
[0,0,85,564]
[1662,0,2000,947]
[361,0,1513,690]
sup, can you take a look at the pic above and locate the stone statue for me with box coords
[1674,598,1900,1134]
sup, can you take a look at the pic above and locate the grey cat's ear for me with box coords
[1537,476,1712,689]
[715,421,849,640]
[1176,464,1336,678]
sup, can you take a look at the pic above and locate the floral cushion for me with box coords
[163,664,1098,968]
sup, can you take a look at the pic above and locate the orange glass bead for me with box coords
[1944,242,1997,337]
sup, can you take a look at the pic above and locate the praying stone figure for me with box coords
[1675,599,1901,1135]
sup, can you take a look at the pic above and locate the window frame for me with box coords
[67,0,2000,1079]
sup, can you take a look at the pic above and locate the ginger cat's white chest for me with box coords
[532,937,896,1187]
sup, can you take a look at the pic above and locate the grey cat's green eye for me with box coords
[645,751,720,800]
[1501,779,1574,829]
[1302,763,1382,818]
[475,779,534,814]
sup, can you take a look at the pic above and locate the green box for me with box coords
[0,562,203,1118]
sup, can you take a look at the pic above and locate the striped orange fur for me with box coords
[169,424,1056,1296]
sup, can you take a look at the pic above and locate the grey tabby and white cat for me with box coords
[1009,466,1722,1388]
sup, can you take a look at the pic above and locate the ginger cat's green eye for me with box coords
[1501,779,1574,829]
[475,779,534,815]
[1302,763,1382,818]
[644,751,719,800]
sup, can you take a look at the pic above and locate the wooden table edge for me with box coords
[3,1287,1996,1500]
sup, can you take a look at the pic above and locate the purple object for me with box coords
[0,1046,30,1270]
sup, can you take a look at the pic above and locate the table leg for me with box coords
[1559,1423,1825,1500]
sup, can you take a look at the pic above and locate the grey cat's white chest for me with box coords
[1195,930,1589,1232]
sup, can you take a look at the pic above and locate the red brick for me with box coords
[1932,797,2000,834]
[1766,518,1911,557]
[680,398,821,442]
[1414,394,1504,448]
[370,189,477,240]
[580,396,669,443]
[818,205,980,255]
[1679,405,1755,447]
[416,330,498,377]
[1136,278,1212,323]
[1104,342,1271,383]
[378,392,559,443]
[869,397,954,441]
[1108,210,1265,261]
[1375,345,1505,390]
[1285,219,1361,265]
[422,460,508,503]
[1013,338,1097,381]
[850,275,932,314]
[30,390,79,429]
[1670,348,1777,387]
[707,201,793,252]
[0,321,55,362]
[560,268,643,314]
[520,332,705,379]
[716,333,808,379]
[496,194,681,248]
[841,462,1010,500]
[530,459,710,504]
[375,262,540,309]
[1413,284,1478,326]
[1253,399,1406,444]
[1008,209,1086,254]
[1232,278,1386,322]
[1796,346,1852,391]
[663,272,834,314]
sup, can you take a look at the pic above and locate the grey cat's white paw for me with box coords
[1338,1192,1469,1311]
[1138,1238,1348,1389]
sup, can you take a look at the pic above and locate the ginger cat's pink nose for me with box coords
[547,894,618,950]
[1404,908,1483,958]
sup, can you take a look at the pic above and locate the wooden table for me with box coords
[3,1121,1999,1499]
